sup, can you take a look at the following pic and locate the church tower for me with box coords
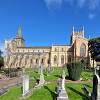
[15,27,25,47]
[70,26,84,44]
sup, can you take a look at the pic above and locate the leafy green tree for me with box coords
[88,37,100,68]
[0,50,2,57]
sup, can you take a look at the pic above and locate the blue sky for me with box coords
[0,0,100,50]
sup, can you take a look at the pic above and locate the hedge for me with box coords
[67,62,83,81]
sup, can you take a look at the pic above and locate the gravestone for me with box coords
[38,58,41,73]
[61,70,66,90]
[22,74,29,96]
[39,65,45,85]
[17,70,23,77]
[48,64,52,73]
[91,74,100,100]
[94,68,97,75]
[57,70,69,100]
[38,66,41,73]
[38,64,44,73]
[94,66,100,75]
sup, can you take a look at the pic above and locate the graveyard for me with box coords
[0,37,100,99]
[0,67,93,100]
[0,0,100,99]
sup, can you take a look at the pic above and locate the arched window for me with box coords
[80,43,86,57]
[61,55,64,64]
[54,55,57,64]
[41,58,44,64]
[36,59,38,64]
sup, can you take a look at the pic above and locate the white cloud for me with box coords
[77,0,86,8]
[88,0,100,10]
[44,0,100,19]
[44,0,100,10]
[44,0,63,10]
[66,0,100,10]
[88,13,95,19]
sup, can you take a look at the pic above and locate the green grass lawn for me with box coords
[26,67,93,81]
[0,86,21,100]
[0,68,93,100]
[0,82,92,100]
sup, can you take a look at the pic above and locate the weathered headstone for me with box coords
[91,74,100,100]
[57,70,69,100]
[39,65,45,85]
[57,78,62,93]
[94,68,97,75]
[96,66,100,71]
[38,64,44,73]
[62,70,66,90]
[48,64,51,73]
[22,74,29,96]
[17,70,22,77]
[94,66,100,75]
[38,66,41,73]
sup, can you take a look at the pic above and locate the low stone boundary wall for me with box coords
[0,77,22,96]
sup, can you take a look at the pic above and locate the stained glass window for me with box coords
[80,43,86,57]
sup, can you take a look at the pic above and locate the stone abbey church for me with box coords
[4,27,90,68]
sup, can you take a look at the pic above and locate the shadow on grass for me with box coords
[54,75,61,78]
[84,69,93,73]
[65,75,70,80]
[67,87,89,100]
[34,76,39,83]
[44,73,47,76]
[34,71,38,73]
[83,84,92,88]
[44,86,57,100]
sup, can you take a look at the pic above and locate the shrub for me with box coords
[0,57,4,69]
[67,62,83,81]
